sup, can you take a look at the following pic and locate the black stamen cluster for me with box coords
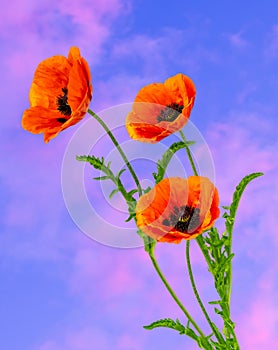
[162,205,200,234]
[56,87,72,120]
[157,103,184,123]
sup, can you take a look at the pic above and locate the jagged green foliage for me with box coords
[223,172,264,236]
[144,318,217,349]
[137,229,156,253]
[153,140,194,183]
[199,172,263,347]
[144,318,199,339]
[77,155,138,221]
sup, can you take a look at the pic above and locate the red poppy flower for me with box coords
[136,176,220,243]
[126,74,196,143]
[22,46,92,143]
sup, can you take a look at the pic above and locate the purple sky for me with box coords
[1,1,278,349]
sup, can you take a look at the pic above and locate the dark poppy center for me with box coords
[157,103,184,123]
[162,205,200,234]
[56,87,72,121]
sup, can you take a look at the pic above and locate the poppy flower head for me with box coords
[126,74,196,143]
[136,176,220,243]
[22,46,93,143]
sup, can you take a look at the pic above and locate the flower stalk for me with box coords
[87,108,143,196]
[22,52,263,349]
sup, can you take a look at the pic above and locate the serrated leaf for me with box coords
[143,318,179,331]
[143,186,152,193]
[125,213,135,222]
[109,188,119,199]
[144,318,190,335]
[153,141,195,183]
[228,172,263,224]
[93,176,110,181]
[77,155,104,170]
[214,308,222,315]
[116,168,126,181]
[208,300,221,305]
[77,155,114,179]
[127,189,138,196]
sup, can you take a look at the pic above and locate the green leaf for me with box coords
[228,172,264,225]
[76,155,114,180]
[143,318,179,331]
[109,188,119,199]
[93,176,110,181]
[116,168,126,182]
[143,186,152,193]
[77,155,104,170]
[143,318,208,346]
[208,300,221,305]
[127,189,138,196]
[143,318,195,337]
[125,198,137,222]
[153,140,195,183]
[125,213,135,222]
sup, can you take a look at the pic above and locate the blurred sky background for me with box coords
[1,1,278,349]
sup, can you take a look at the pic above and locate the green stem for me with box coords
[180,129,239,347]
[179,130,198,176]
[88,109,142,196]
[180,129,227,345]
[186,241,225,345]
[148,248,212,349]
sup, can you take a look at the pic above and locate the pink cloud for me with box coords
[265,24,278,59]
[68,246,145,301]
[1,0,131,78]
[237,267,278,349]
[38,327,112,350]
[206,112,275,202]
[116,333,145,350]
[111,28,220,76]
[204,111,278,258]
[225,31,248,49]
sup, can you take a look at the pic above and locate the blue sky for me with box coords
[0,0,278,349]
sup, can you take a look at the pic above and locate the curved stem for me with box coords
[180,129,225,345]
[186,241,225,345]
[179,130,198,176]
[87,109,142,196]
[148,249,212,349]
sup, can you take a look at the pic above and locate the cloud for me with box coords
[38,327,112,350]
[0,0,131,79]
[225,31,249,49]
[237,266,278,349]
[206,110,276,201]
[265,24,278,59]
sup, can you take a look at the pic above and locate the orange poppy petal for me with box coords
[22,47,93,142]
[126,110,188,143]
[126,122,172,143]
[126,73,196,143]
[29,56,71,109]
[164,74,196,103]
[22,106,66,142]
[67,57,92,112]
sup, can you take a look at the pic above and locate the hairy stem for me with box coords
[186,241,225,345]
[88,109,142,196]
[148,248,212,349]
